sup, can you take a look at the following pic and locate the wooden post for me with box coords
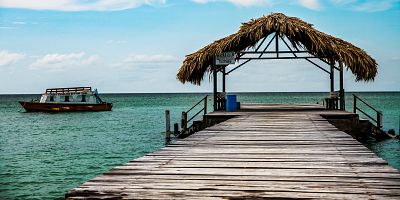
[204,96,207,115]
[173,123,179,136]
[377,112,382,129]
[181,111,187,134]
[275,32,279,58]
[213,68,218,111]
[330,61,335,95]
[165,110,171,144]
[222,67,226,93]
[353,95,357,114]
[221,67,226,111]
[339,62,345,110]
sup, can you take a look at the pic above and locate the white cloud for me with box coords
[331,0,399,12]
[192,0,209,3]
[12,21,26,25]
[191,0,321,9]
[30,52,100,71]
[124,54,177,63]
[353,0,397,12]
[0,0,166,11]
[82,55,101,65]
[191,0,398,11]
[114,54,178,69]
[331,0,356,5]
[0,50,25,66]
[106,40,127,44]
[0,26,16,29]
[297,0,320,10]
[390,56,400,61]
[1,0,397,11]
[192,0,273,7]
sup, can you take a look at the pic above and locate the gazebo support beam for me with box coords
[279,36,330,74]
[213,68,218,111]
[330,61,335,94]
[275,32,279,58]
[227,35,276,75]
[226,59,251,75]
[238,56,324,60]
[339,62,345,110]
[305,58,330,74]
[222,67,226,93]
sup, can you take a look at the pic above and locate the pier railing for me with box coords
[181,95,208,134]
[353,94,383,129]
[165,95,209,144]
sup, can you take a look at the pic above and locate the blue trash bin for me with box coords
[226,95,237,112]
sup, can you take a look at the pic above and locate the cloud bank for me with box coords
[191,0,398,11]
[0,0,397,11]
[123,54,178,63]
[114,54,178,69]
[0,50,25,66]
[192,0,273,7]
[30,52,100,71]
[191,0,320,9]
[0,0,166,11]
[332,0,400,12]
[297,0,320,10]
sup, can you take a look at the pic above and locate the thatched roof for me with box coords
[177,13,377,85]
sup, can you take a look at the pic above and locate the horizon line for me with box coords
[2,91,399,95]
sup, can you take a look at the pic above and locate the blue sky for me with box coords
[0,0,399,94]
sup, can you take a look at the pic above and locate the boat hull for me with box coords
[19,102,112,112]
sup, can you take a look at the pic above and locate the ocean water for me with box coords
[0,92,399,199]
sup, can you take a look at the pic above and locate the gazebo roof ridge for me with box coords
[177,12,378,85]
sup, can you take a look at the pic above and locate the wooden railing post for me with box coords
[339,62,345,110]
[181,111,187,134]
[204,96,207,115]
[353,95,357,114]
[165,110,171,144]
[213,69,218,111]
[330,60,335,95]
[377,112,382,129]
[174,123,179,136]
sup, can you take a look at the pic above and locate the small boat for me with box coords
[19,87,112,112]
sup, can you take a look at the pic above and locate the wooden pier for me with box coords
[66,104,400,199]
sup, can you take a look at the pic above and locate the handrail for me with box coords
[181,95,209,134]
[353,95,382,114]
[186,95,208,114]
[187,108,205,124]
[353,94,383,128]
[355,107,378,123]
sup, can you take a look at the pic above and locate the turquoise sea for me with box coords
[1,92,399,199]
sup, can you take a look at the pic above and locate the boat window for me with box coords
[81,95,86,102]
[65,96,70,102]
[49,96,54,102]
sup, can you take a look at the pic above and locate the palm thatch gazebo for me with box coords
[177,13,377,111]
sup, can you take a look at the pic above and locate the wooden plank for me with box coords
[75,183,400,196]
[90,175,400,185]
